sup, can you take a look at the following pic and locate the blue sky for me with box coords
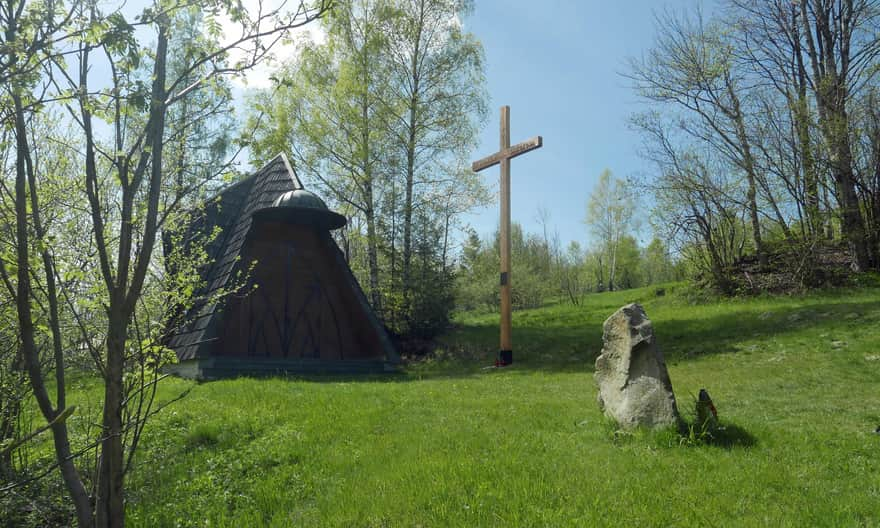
[462,0,701,248]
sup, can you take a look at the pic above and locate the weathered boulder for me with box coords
[595,303,681,430]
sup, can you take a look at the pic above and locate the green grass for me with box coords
[78,284,880,525]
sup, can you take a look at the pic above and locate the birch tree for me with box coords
[381,0,487,315]
[585,169,635,292]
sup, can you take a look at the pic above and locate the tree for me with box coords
[613,235,643,290]
[2,1,331,525]
[793,0,877,269]
[728,0,825,239]
[632,113,747,292]
[585,169,635,291]
[381,0,488,317]
[454,228,497,311]
[628,9,770,265]
[1,2,94,523]
[250,0,394,312]
[736,0,880,268]
[559,241,586,305]
[632,1,880,283]
[641,237,679,285]
[454,222,551,311]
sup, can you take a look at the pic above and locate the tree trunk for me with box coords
[95,20,169,527]
[441,206,450,274]
[792,9,821,238]
[790,4,822,239]
[365,205,382,311]
[831,134,870,270]
[608,238,618,292]
[725,73,766,266]
[12,92,92,528]
[24,114,67,414]
[402,110,415,317]
[868,99,880,264]
[360,116,381,313]
[799,0,870,270]
[823,183,835,240]
[401,3,424,323]
[700,217,730,293]
[796,96,821,238]
[96,317,126,528]
[818,89,869,268]
[756,171,794,241]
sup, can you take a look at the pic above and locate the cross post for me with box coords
[472,106,543,366]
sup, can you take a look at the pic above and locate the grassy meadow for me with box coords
[60,284,880,525]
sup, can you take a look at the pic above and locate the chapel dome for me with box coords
[272,189,330,210]
[253,189,347,231]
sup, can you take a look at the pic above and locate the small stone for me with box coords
[831,340,847,349]
[696,388,718,429]
[594,303,681,430]
[865,355,879,361]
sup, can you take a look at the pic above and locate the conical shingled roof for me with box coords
[163,154,397,373]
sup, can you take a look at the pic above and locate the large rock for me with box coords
[594,303,681,430]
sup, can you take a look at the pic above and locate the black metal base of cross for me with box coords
[499,350,513,366]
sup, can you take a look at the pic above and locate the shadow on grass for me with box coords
[658,298,880,359]
[607,420,757,450]
[705,423,757,449]
[214,371,412,384]
[678,421,758,449]
[437,296,880,377]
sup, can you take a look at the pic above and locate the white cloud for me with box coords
[208,0,327,90]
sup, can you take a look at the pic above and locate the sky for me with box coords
[459,0,701,249]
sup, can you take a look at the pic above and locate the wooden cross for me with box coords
[472,106,543,366]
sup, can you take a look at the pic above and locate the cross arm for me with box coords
[471,136,543,173]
